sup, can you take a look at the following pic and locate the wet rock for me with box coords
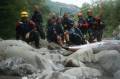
[0,40,58,71]
[95,50,120,74]
[35,55,58,71]
[44,72,76,79]
[39,39,49,48]
[12,64,37,76]
[64,67,102,79]
[64,58,86,67]
[0,57,37,76]
[66,47,95,63]
[44,53,65,63]
[95,50,119,61]
[47,42,62,50]
[37,47,50,55]
[22,71,76,79]
[114,70,120,79]
[93,40,120,53]
[68,40,120,53]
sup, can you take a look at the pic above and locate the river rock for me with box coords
[0,40,57,71]
[114,70,120,79]
[64,67,102,79]
[66,47,95,63]
[64,58,86,67]
[95,50,120,74]
[93,40,120,53]
[22,71,76,79]
[0,57,37,76]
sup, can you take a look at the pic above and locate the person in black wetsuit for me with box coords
[77,12,88,39]
[47,15,64,46]
[86,10,96,43]
[31,5,45,39]
[69,22,86,45]
[62,13,73,45]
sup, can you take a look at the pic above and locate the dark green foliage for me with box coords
[0,0,50,39]
[80,0,120,37]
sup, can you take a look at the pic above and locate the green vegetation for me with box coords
[80,0,120,37]
[0,0,50,39]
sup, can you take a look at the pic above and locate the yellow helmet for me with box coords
[20,11,29,18]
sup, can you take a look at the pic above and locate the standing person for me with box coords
[16,11,40,48]
[31,5,45,39]
[86,10,96,43]
[77,12,88,38]
[94,16,105,41]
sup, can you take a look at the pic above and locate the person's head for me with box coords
[20,11,29,21]
[78,12,83,17]
[95,16,101,23]
[87,9,93,16]
[33,5,40,12]
[63,13,69,18]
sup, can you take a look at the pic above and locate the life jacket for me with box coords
[62,18,73,30]
[16,20,35,33]
[78,17,88,29]
[86,16,96,29]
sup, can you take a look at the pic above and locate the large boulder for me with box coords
[37,47,50,55]
[95,50,119,61]
[0,57,37,76]
[44,72,76,79]
[65,47,95,63]
[93,40,120,53]
[0,40,57,71]
[22,71,76,79]
[64,67,102,79]
[64,58,86,67]
[114,70,120,79]
[95,50,120,74]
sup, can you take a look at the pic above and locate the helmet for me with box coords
[20,11,29,18]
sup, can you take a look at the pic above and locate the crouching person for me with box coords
[69,22,86,45]
[47,16,64,47]
[16,11,40,48]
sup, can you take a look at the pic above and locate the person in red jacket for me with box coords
[77,12,88,38]
[16,11,40,48]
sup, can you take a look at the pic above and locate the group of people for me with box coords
[16,5,45,48]
[16,5,105,48]
[47,10,105,47]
